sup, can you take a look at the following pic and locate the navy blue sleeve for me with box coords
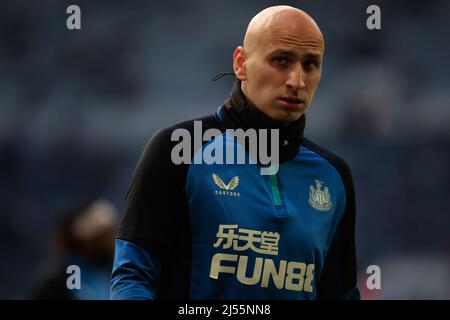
[317,158,360,300]
[303,139,360,300]
[110,127,190,300]
[110,239,161,300]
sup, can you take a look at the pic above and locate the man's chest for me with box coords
[184,158,345,262]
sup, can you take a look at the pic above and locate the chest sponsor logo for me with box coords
[309,179,332,212]
[212,173,240,197]
[209,224,315,293]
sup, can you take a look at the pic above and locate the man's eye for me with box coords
[304,60,318,70]
[273,56,288,65]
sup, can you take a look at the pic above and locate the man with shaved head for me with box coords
[111,6,360,300]
[236,6,324,124]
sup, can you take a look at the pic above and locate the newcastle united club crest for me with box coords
[309,179,333,212]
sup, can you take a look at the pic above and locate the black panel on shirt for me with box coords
[302,138,359,300]
[117,114,224,299]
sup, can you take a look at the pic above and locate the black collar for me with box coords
[218,81,306,163]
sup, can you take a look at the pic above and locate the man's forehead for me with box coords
[267,46,323,58]
[257,30,324,57]
[268,28,323,48]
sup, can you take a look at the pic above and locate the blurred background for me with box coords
[0,0,449,299]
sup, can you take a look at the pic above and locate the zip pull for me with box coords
[270,174,283,207]
[269,173,288,218]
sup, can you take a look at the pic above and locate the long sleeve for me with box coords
[317,159,360,300]
[110,239,160,300]
[110,127,190,300]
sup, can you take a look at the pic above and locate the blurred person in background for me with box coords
[31,199,118,300]
[111,5,359,300]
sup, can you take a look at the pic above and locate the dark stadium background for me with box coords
[0,0,449,299]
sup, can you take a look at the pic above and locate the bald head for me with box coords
[243,6,324,57]
[232,6,325,124]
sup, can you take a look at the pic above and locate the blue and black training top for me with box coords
[110,81,360,300]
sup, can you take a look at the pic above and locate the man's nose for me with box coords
[286,63,306,91]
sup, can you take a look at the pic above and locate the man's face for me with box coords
[235,19,324,124]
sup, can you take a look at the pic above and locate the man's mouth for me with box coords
[278,97,306,108]
[280,97,304,103]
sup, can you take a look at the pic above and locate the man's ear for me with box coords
[233,46,247,80]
